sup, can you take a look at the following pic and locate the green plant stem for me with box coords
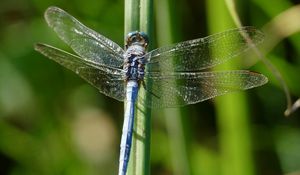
[125,0,140,34]
[206,0,255,175]
[140,0,152,37]
[125,0,153,174]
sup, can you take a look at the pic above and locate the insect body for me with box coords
[34,6,268,175]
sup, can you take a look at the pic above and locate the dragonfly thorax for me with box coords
[124,44,146,83]
[124,31,148,83]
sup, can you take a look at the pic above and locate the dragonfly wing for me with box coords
[44,6,124,67]
[35,43,125,101]
[139,70,268,108]
[145,26,264,72]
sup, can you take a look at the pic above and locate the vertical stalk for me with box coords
[125,0,140,34]
[140,0,153,38]
[125,0,153,175]
[206,0,255,175]
[136,1,153,175]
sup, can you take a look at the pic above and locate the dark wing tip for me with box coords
[242,26,265,44]
[248,71,269,87]
[258,73,269,86]
[34,43,46,52]
[34,43,57,56]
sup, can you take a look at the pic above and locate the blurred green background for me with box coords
[1,0,300,175]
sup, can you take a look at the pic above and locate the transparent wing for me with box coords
[34,43,125,101]
[44,6,124,67]
[145,26,264,72]
[139,70,268,108]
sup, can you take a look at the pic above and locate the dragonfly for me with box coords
[34,6,268,175]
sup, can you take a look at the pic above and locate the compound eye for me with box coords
[126,31,138,40]
[139,32,149,44]
[125,31,139,48]
[131,36,136,41]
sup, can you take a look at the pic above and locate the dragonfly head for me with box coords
[125,31,149,49]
